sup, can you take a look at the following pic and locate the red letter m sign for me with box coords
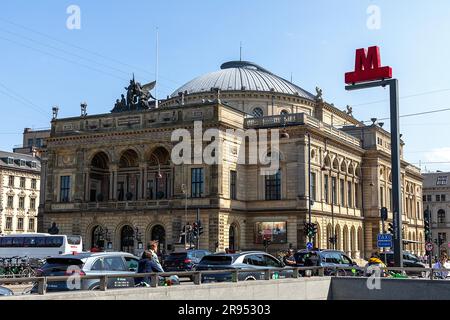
[345,46,392,84]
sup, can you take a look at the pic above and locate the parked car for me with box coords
[194,251,294,283]
[0,286,13,296]
[32,252,140,293]
[163,249,211,274]
[294,249,361,276]
[379,251,427,277]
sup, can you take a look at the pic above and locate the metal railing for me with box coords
[0,266,325,296]
[0,266,449,296]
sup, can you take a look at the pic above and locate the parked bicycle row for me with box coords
[0,256,45,278]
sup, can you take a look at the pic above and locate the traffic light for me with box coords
[388,223,394,235]
[424,212,431,241]
[198,221,204,236]
[192,222,198,238]
[311,223,318,238]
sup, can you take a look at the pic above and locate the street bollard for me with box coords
[37,278,47,295]
[193,272,202,285]
[318,267,325,277]
[99,276,107,291]
[150,274,158,287]
[305,269,312,277]
[232,270,239,282]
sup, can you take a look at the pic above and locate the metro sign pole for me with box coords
[345,46,403,268]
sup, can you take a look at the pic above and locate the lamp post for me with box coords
[181,183,188,248]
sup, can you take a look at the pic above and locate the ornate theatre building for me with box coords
[39,61,424,258]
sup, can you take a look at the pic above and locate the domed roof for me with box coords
[170,61,315,100]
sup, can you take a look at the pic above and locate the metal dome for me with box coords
[170,61,315,100]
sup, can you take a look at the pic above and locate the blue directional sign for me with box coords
[377,233,393,248]
[306,242,313,250]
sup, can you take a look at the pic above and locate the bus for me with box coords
[0,233,83,259]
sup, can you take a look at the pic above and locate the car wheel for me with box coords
[89,284,100,291]
[244,276,256,281]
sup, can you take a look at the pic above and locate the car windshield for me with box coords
[199,255,233,265]
[43,258,84,272]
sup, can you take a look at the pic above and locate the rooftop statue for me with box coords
[112,76,156,113]
[315,86,323,102]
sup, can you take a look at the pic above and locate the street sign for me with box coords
[306,242,313,250]
[426,242,434,252]
[377,233,393,248]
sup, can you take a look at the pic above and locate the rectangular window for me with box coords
[8,176,14,187]
[35,138,43,147]
[5,217,12,230]
[191,168,204,198]
[230,170,237,200]
[7,196,14,209]
[340,179,345,206]
[332,177,337,205]
[355,183,360,208]
[441,194,446,202]
[31,179,37,190]
[27,138,34,147]
[28,218,35,231]
[427,195,432,202]
[380,186,385,207]
[347,181,352,207]
[324,174,329,204]
[20,177,26,188]
[310,172,316,201]
[60,176,71,203]
[423,195,426,202]
[17,218,24,231]
[30,198,36,210]
[436,195,441,202]
[19,197,25,209]
[7,157,13,165]
[437,176,448,185]
[265,170,281,201]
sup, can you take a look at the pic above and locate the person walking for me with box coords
[433,254,448,279]
[148,241,164,273]
[136,250,153,286]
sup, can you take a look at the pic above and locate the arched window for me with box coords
[280,109,289,116]
[120,225,135,253]
[252,107,264,118]
[438,209,446,223]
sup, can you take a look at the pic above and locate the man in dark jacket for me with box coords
[136,251,153,285]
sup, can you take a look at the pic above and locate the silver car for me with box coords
[33,252,139,292]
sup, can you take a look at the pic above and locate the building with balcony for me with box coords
[39,60,424,258]
[0,151,40,234]
[423,172,450,256]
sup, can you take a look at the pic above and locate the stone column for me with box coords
[84,169,89,202]
[111,164,118,200]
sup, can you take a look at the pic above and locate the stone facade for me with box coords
[423,172,450,256]
[0,151,40,234]
[39,61,424,258]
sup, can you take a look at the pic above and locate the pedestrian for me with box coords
[283,249,297,267]
[136,250,153,286]
[433,254,449,279]
[364,252,387,277]
[90,245,101,253]
[148,240,164,273]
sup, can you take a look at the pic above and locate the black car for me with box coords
[163,250,211,273]
[379,251,427,277]
[195,251,294,283]
[294,249,360,276]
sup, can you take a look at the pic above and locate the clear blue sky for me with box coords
[1,0,450,171]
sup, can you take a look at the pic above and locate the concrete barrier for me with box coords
[331,277,450,300]
[1,278,332,300]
